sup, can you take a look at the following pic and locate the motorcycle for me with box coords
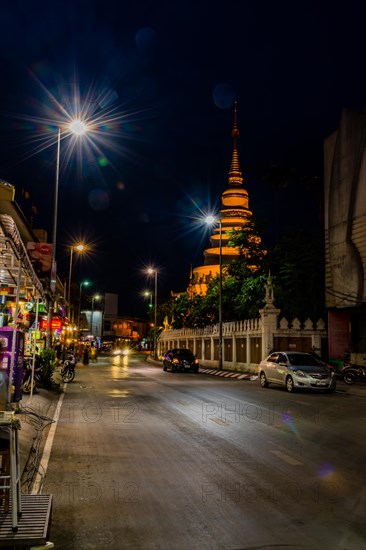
[22,355,46,394]
[342,363,366,385]
[60,354,77,383]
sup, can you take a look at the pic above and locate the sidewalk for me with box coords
[16,387,62,494]
[16,358,110,492]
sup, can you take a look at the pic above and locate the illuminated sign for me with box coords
[40,319,63,330]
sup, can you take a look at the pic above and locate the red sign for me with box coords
[26,242,53,275]
[40,319,63,330]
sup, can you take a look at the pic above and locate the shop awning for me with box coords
[0,214,47,304]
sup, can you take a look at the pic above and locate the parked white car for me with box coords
[258,351,336,393]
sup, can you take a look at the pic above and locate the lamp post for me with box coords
[147,268,158,359]
[68,243,86,322]
[47,120,88,347]
[78,280,90,338]
[205,215,223,370]
[90,294,100,336]
[143,290,153,310]
[143,290,153,352]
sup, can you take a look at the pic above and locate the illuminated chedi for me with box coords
[191,103,258,295]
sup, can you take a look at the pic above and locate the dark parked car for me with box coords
[163,349,199,373]
[258,351,336,393]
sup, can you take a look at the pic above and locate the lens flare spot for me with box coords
[98,156,108,167]
[116,181,125,190]
[135,27,157,53]
[88,189,110,211]
[317,463,334,478]
[213,83,236,109]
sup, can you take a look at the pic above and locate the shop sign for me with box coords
[40,319,63,330]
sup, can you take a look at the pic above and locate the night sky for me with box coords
[1,0,366,316]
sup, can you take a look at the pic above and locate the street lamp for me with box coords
[48,119,88,347]
[205,215,223,370]
[68,243,87,321]
[78,280,90,338]
[143,290,153,310]
[147,268,158,360]
[90,294,101,336]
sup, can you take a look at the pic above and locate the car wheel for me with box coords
[286,376,295,392]
[259,371,269,388]
[194,367,199,373]
[163,363,167,371]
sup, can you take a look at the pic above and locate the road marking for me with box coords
[31,388,66,494]
[270,449,303,466]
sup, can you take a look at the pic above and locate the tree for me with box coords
[270,230,325,321]
[226,215,268,278]
[158,216,270,326]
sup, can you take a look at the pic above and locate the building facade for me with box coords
[324,108,366,366]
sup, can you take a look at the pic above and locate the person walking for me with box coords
[83,346,89,366]
[90,345,97,363]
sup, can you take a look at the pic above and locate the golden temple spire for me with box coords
[231,101,240,139]
[192,101,253,296]
[228,101,243,187]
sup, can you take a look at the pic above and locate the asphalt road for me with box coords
[42,352,366,550]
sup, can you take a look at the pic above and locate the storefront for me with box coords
[0,213,47,404]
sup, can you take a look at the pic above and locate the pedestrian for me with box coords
[83,346,89,366]
[90,345,97,363]
[78,344,84,363]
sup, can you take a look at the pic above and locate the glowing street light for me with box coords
[47,119,89,347]
[143,290,153,310]
[147,268,158,360]
[68,243,87,321]
[69,119,88,136]
[205,215,223,370]
[51,121,89,287]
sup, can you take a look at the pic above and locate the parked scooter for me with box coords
[22,355,46,394]
[342,363,366,385]
[60,354,77,383]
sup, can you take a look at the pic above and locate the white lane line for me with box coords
[270,449,303,466]
[31,388,66,495]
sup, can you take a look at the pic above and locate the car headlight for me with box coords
[173,358,179,364]
[293,369,306,377]
[194,359,199,365]
[122,349,129,356]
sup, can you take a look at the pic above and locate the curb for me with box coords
[147,357,366,396]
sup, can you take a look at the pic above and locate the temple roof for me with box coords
[191,102,254,294]
[228,101,243,187]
